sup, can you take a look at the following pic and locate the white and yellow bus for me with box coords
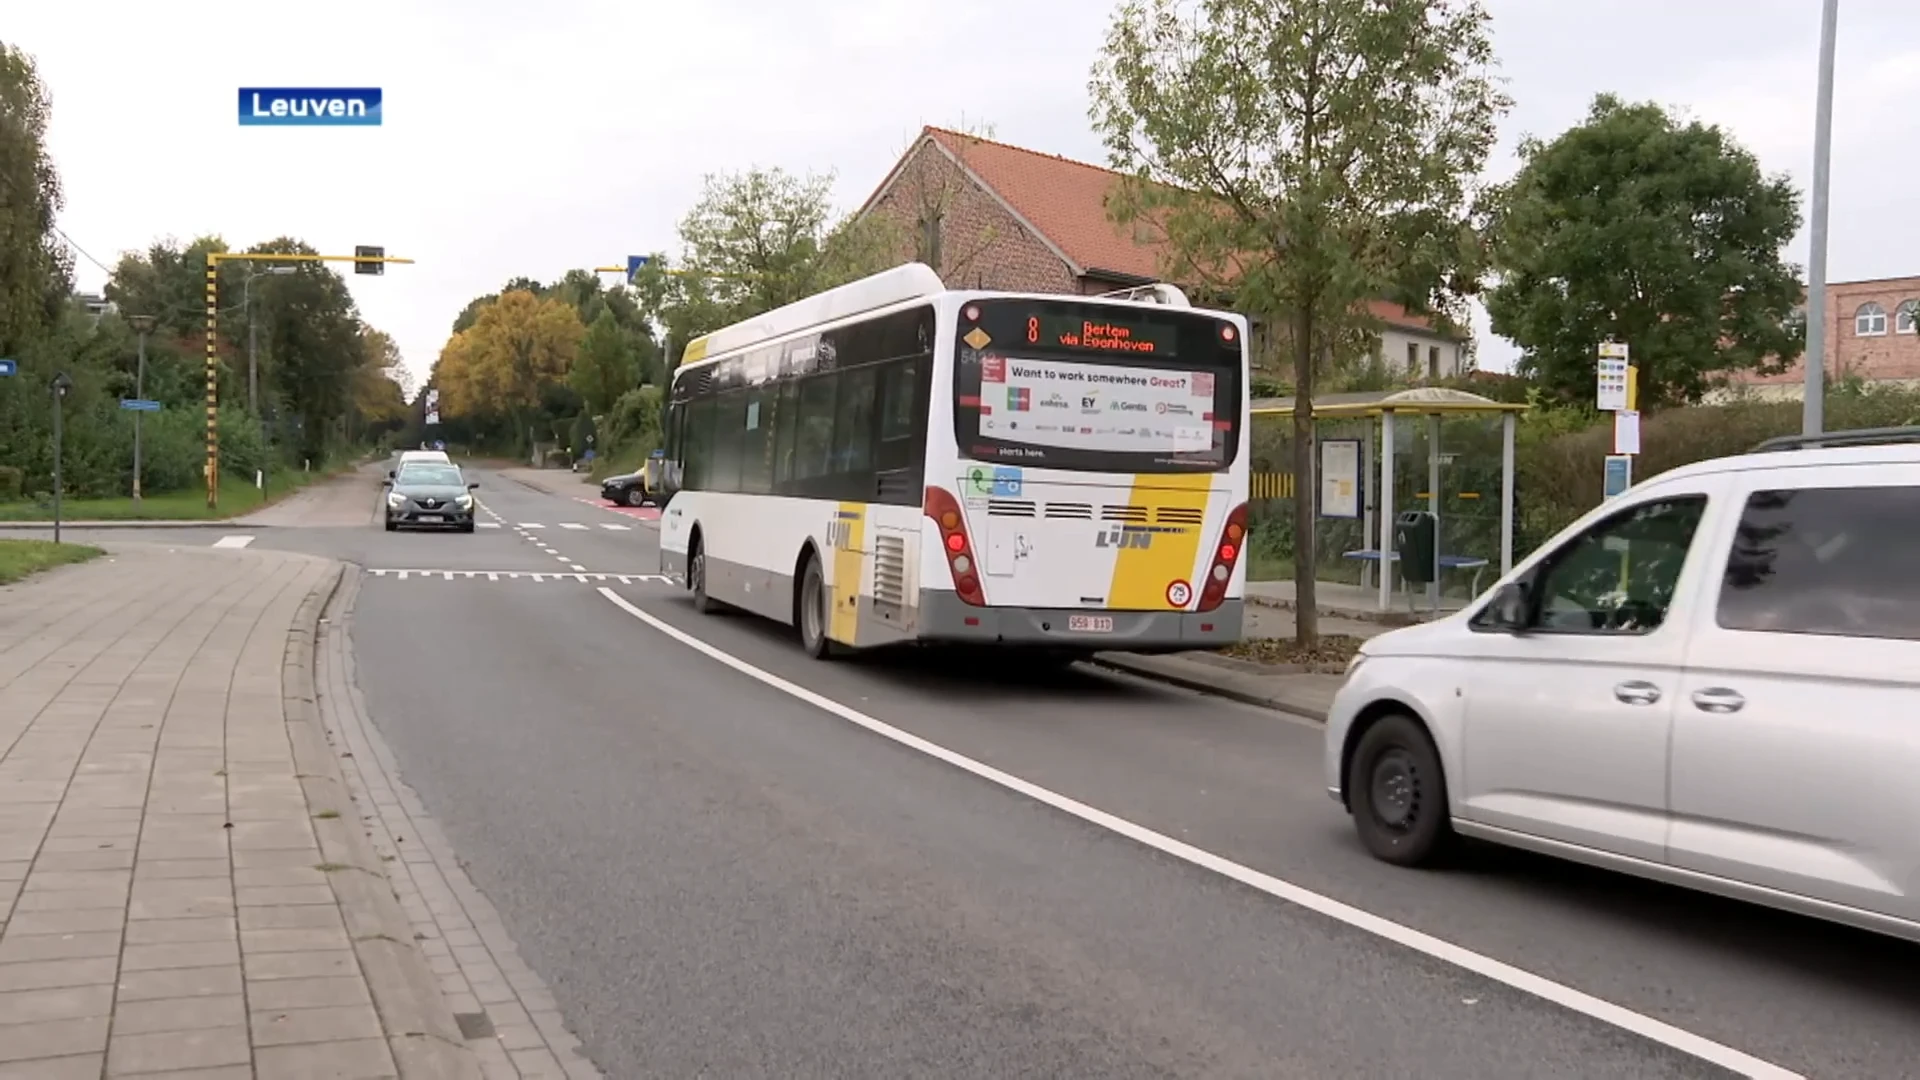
[656,262,1252,660]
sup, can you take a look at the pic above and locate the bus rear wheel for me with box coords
[797,554,836,660]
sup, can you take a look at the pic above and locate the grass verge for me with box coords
[1218,633,1366,673]
[0,539,105,585]
[0,466,336,522]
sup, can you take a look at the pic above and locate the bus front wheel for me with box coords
[797,554,836,660]
[689,537,717,614]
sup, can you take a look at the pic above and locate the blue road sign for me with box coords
[120,398,161,411]
[0,359,15,376]
[626,255,650,283]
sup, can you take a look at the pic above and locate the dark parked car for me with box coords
[601,469,653,507]
[384,463,479,532]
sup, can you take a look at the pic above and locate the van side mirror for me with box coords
[387,470,395,479]
[1484,581,1530,631]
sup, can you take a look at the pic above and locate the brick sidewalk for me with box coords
[0,545,478,1078]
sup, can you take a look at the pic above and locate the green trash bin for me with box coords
[1394,510,1438,588]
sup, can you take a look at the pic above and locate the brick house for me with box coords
[856,126,1469,380]
[1718,274,1920,399]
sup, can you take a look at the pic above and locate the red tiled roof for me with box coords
[885,126,1442,335]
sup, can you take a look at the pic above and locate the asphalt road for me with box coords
[10,464,1915,1078]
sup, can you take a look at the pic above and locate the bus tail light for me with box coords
[923,485,986,606]
[1197,502,1249,613]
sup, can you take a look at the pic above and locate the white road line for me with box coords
[594,586,1803,1080]
[520,523,546,529]
[479,522,502,529]
[364,569,671,584]
[559,522,588,530]
[211,535,255,549]
[599,523,630,531]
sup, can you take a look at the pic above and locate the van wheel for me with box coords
[689,538,717,614]
[1347,713,1454,867]
[797,554,836,660]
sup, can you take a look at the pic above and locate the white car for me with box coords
[396,449,450,467]
[1325,426,1920,942]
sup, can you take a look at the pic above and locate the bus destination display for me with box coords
[1017,312,1177,356]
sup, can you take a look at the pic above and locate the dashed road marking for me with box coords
[478,522,502,529]
[599,523,630,531]
[559,522,588,530]
[367,569,672,584]
[520,523,546,529]
[212,535,255,549]
[595,588,1806,1080]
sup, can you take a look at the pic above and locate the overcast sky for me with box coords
[13,0,1919,389]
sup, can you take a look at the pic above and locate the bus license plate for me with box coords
[1068,615,1113,633]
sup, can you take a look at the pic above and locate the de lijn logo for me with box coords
[238,88,382,127]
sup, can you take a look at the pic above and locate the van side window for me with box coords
[1716,485,1920,641]
[1518,496,1707,634]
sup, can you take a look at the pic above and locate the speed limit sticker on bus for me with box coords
[1165,579,1193,607]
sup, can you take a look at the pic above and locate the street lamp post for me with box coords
[1802,0,1839,436]
[127,314,157,502]
[244,266,296,417]
[50,372,72,544]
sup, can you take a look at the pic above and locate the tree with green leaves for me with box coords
[630,166,899,369]
[0,43,72,358]
[570,310,637,419]
[1090,0,1507,642]
[1485,94,1805,409]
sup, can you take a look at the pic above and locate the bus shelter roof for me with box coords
[1249,386,1528,419]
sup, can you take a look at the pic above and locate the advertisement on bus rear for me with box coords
[979,355,1216,456]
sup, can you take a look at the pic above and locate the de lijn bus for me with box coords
[655,262,1252,660]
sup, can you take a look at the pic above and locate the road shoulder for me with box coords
[317,568,604,1078]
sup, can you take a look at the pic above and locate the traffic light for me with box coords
[354,245,384,276]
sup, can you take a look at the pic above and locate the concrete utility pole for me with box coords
[1802,0,1839,436]
[128,315,156,501]
[203,249,412,507]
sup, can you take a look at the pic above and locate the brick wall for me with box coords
[865,138,1078,294]
[1729,275,1920,396]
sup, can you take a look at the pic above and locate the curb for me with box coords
[1090,652,1330,723]
[283,563,483,1079]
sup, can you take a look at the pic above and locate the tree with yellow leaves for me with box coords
[434,290,584,420]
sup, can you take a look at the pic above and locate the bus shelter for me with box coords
[1249,387,1528,612]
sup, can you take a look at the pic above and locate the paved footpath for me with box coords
[0,544,485,1078]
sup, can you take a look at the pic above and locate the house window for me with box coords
[1428,346,1441,378]
[1406,342,1418,374]
[1896,299,1918,334]
[1855,302,1888,336]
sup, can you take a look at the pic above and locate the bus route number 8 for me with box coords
[1027,316,1039,343]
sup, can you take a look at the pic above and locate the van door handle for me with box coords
[1613,681,1661,705]
[1691,687,1745,714]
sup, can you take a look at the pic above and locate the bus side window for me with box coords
[740,387,772,494]
[681,399,708,490]
[773,380,800,489]
[832,366,877,495]
[662,402,684,494]
[795,374,837,484]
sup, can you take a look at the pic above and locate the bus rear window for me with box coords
[952,299,1242,473]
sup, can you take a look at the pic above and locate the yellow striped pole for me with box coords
[205,261,220,507]
[199,249,412,508]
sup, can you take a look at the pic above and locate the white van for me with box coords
[1324,426,1920,942]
